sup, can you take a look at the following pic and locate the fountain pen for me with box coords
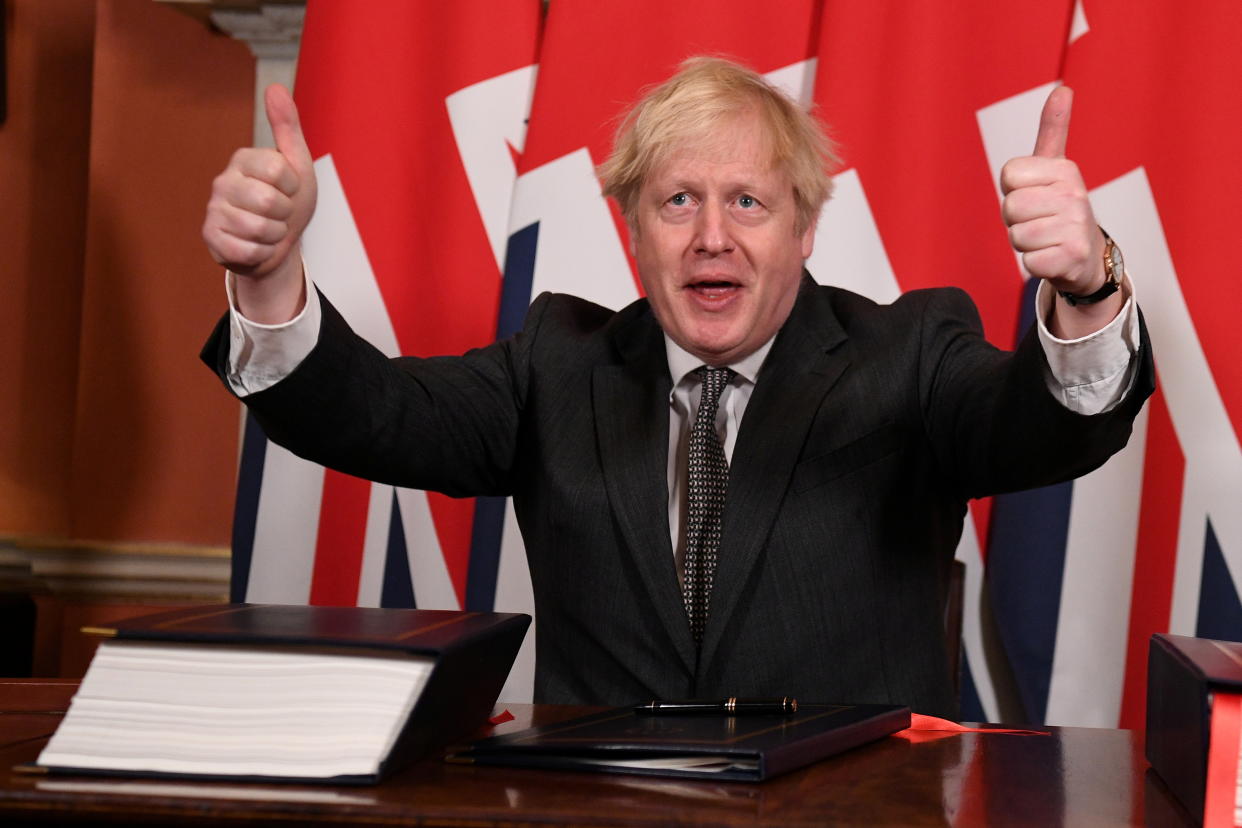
[633,697,797,715]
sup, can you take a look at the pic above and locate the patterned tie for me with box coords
[683,366,734,644]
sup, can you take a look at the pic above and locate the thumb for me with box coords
[1033,85,1072,158]
[265,83,313,173]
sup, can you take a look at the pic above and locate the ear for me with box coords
[626,216,640,257]
[799,217,817,259]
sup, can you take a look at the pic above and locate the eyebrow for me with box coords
[656,177,774,196]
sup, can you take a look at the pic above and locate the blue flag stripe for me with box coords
[495,221,541,340]
[229,413,269,603]
[380,491,416,608]
[986,481,1074,722]
[465,221,541,611]
[959,650,986,722]
[1195,519,1242,641]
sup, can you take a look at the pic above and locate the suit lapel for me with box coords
[593,307,697,672]
[698,278,851,673]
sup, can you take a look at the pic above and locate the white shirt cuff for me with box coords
[1035,275,1140,415]
[225,263,321,396]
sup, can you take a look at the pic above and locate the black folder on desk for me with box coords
[31,604,530,784]
[448,703,909,782]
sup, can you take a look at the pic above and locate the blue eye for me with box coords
[669,193,690,206]
[737,195,758,209]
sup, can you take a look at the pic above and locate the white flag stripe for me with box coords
[495,502,535,702]
[955,520,1001,722]
[1102,168,1242,630]
[510,149,639,309]
[354,483,395,608]
[246,445,322,604]
[809,168,902,302]
[1069,1,1090,45]
[1170,476,1209,635]
[1042,170,1163,727]
[394,487,459,611]
[447,65,538,273]
[305,156,399,358]
[976,81,1060,281]
[763,59,817,106]
[1047,402,1149,727]
[977,80,1058,206]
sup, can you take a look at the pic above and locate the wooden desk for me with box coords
[0,680,1194,826]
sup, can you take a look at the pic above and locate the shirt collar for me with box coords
[664,334,775,388]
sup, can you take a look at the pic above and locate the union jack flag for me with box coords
[229,0,1242,721]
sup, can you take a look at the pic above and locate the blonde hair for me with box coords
[598,56,840,235]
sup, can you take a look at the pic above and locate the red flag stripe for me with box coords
[309,469,372,605]
[1205,693,1242,827]
[1117,387,1184,730]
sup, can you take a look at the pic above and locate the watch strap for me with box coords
[1058,227,1122,307]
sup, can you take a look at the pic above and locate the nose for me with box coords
[693,200,733,255]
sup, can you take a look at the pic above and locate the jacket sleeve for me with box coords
[914,287,1155,500]
[200,288,555,497]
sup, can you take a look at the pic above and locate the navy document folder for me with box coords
[448,702,910,782]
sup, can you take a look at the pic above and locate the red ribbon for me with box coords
[488,709,516,725]
[895,713,1050,743]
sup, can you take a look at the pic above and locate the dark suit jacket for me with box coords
[205,275,1154,718]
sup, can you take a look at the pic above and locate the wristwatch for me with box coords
[1059,227,1123,306]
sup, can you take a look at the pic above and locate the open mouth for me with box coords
[687,279,740,300]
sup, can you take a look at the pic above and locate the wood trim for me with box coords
[1,535,229,559]
[155,0,304,28]
[0,536,230,602]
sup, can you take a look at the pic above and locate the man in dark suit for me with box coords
[202,58,1151,718]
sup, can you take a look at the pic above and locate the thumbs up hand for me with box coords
[1000,86,1108,303]
[203,85,317,320]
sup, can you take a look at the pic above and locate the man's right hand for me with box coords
[203,84,317,323]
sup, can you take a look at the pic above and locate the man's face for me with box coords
[632,111,815,367]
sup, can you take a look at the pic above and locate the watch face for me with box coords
[1107,241,1124,282]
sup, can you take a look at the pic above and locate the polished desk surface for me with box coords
[0,680,1196,827]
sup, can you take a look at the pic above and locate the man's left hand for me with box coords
[1000,86,1121,337]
